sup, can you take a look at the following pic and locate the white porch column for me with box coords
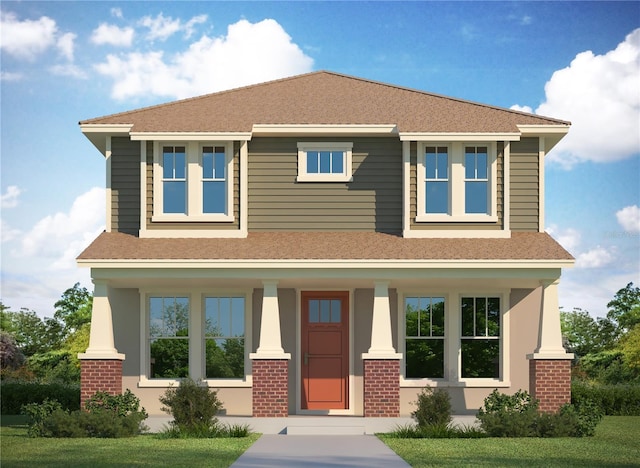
[362,281,402,359]
[528,279,573,359]
[250,280,291,359]
[78,280,125,360]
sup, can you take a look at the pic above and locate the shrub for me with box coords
[23,390,147,438]
[159,378,223,436]
[412,386,452,428]
[572,381,640,415]
[2,381,80,414]
[560,400,603,437]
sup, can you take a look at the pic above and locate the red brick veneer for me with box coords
[363,359,400,417]
[529,359,572,413]
[80,359,123,408]
[252,359,289,417]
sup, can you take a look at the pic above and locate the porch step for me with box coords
[286,424,365,435]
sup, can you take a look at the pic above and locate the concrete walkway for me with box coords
[230,434,411,468]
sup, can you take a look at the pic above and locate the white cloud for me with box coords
[0,71,23,81]
[1,185,22,208]
[534,28,640,167]
[20,187,105,269]
[56,32,76,61]
[510,104,533,114]
[616,205,640,233]
[575,246,616,268]
[95,18,314,100]
[0,11,58,60]
[90,23,135,47]
[49,63,88,79]
[0,219,21,243]
[111,8,123,19]
[138,13,207,41]
[546,224,581,253]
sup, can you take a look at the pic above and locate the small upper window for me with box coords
[464,146,489,214]
[297,142,353,182]
[162,146,187,214]
[425,146,449,214]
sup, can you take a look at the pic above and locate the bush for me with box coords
[23,390,147,438]
[1,381,80,414]
[412,386,452,428]
[159,378,223,437]
[572,381,640,415]
[477,389,603,438]
[388,422,486,439]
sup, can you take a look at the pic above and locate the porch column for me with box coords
[527,279,574,412]
[250,281,291,417]
[78,280,125,408]
[362,281,402,417]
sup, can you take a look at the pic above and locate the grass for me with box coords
[0,415,259,468]
[379,416,640,467]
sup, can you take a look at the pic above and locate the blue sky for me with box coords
[1,1,639,318]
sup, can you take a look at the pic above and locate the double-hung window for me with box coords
[205,296,245,379]
[416,142,497,222]
[460,296,501,379]
[153,142,234,222]
[404,296,445,379]
[148,296,190,379]
[297,142,353,182]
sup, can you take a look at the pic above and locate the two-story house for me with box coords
[77,71,574,423]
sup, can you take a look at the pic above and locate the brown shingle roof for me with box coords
[77,231,573,262]
[79,71,569,133]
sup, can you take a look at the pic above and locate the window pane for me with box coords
[205,297,220,336]
[461,297,474,336]
[405,298,419,337]
[419,301,431,337]
[475,297,487,336]
[320,299,330,322]
[203,180,225,214]
[426,181,448,213]
[309,299,319,323]
[218,297,231,337]
[477,149,488,179]
[307,152,319,173]
[163,148,174,178]
[465,151,475,179]
[319,151,331,173]
[437,149,448,178]
[331,151,344,174]
[330,299,341,323]
[150,338,189,378]
[163,181,186,214]
[214,150,226,179]
[432,297,445,337]
[426,149,437,179]
[206,337,245,379]
[174,148,186,179]
[231,297,245,337]
[465,181,488,214]
[488,297,500,337]
[406,339,444,379]
[203,149,213,178]
[461,339,499,378]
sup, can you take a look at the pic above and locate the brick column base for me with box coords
[529,359,571,413]
[363,359,400,417]
[252,359,289,417]
[80,359,123,408]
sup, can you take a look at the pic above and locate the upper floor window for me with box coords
[153,142,234,222]
[297,142,353,182]
[416,142,497,222]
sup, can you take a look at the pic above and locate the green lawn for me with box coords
[379,416,640,467]
[0,416,259,468]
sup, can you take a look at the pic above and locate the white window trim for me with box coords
[398,289,510,388]
[138,288,252,388]
[296,142,353,182]
[416,142,498,223]
[152,141,235,223]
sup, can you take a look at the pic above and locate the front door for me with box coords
[301,291,349,410]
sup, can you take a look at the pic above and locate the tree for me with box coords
[54,283,92,334]
[561,308,602,356]
[607,282,640,333]
[0,308,64,356]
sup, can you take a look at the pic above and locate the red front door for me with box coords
[301,291,349,410]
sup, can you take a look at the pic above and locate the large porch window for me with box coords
[205,296,246,379]
[461,296,501,378]
[404,296,445,379]
[149,296,190,378]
